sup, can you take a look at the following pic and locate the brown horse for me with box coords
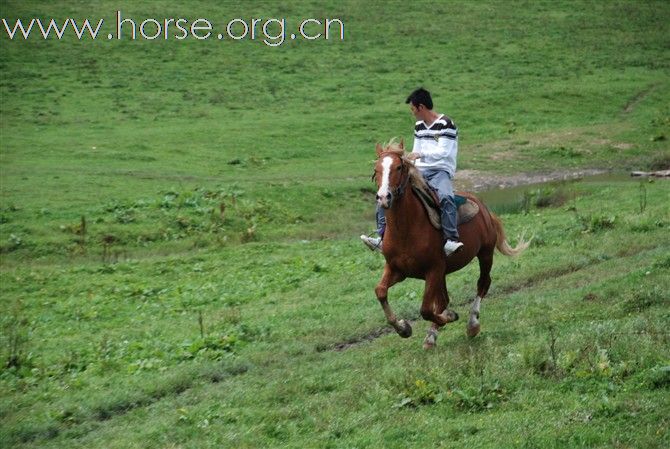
[371,140,529,349]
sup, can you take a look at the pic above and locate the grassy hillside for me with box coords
[2,176,669,448]
[1,0,669,260]
[1,1,669,448]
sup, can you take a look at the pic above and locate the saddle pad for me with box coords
[411,185,480,230]
[458,199,480,225]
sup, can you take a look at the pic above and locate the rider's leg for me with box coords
[421,170,459,242]
[361,205,385,252]
[376,204,386,238]
[439,194,459,242]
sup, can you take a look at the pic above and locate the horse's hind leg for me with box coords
[422,272,459,349]
[468,248,493,337]
[375,265,411,338]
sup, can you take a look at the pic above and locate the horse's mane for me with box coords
[381,138,430,193]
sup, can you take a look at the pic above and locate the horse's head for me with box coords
[373,138,409,209]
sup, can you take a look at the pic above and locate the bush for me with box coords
[576,214,616,233]
[452,380,508,412]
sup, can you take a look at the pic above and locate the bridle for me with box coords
[373,152,411,205]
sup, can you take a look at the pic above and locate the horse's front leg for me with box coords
[375,265,411,338]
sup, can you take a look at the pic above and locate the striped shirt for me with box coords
[412,114,458,177]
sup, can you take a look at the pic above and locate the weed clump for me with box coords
[452,381,508,412]
[521,326,563,378]
[394,378,443,408]
[641,365,670,389]
[549,146,583,158]
[1,302,33,376]
[575,214,617,233]
[621,285,666,313]
[648,152,670,170]
[393,374,509,412]
[519,185,571,213]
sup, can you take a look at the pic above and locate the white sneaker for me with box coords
[360,235,382,252]
[443,240,464,256]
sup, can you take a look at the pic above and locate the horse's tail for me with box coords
[491,213,531,257]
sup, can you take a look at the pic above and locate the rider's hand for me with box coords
[406,152,420,162]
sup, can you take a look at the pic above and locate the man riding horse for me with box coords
[361,87,464,256]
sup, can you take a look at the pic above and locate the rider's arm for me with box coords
[416,127,457,163]
[409,134,422,159]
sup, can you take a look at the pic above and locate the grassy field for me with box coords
[1,1,669,448]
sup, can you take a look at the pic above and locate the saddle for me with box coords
[411,182,479,230]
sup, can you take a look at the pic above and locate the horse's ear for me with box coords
[399,138,405,151]
[375,143,384,157]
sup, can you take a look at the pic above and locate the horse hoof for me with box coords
[423,332,437,349]
[440,310,459,323]
[466,323,481,338]
[397,320,412,338]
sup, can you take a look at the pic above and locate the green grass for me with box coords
[2,0,669,261]
[1,1,670,448]
[1,180,669,448]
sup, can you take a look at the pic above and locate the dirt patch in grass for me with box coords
[321,326,396,352]
[455,168,608,191]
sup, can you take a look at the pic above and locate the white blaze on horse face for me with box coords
[377,156,393,207]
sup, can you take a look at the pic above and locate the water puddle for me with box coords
[473,172,641,214]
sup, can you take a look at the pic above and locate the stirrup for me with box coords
[443,240,464,256]
[360,235,382,252]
